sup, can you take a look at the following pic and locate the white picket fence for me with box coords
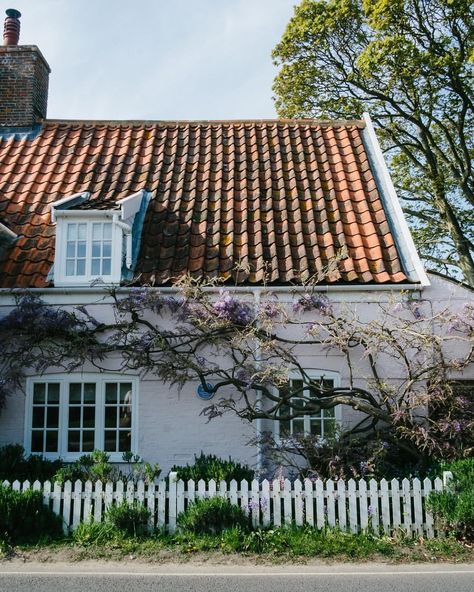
[2,473,447,537]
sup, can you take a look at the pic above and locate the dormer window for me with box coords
[65,221,113,278]
[51,190,148,287]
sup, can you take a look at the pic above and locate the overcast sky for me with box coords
[12,0,296,121]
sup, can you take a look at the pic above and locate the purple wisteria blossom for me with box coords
[293,293,332,315]
[213,291,254,325]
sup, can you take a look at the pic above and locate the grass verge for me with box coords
[2,524,473,564]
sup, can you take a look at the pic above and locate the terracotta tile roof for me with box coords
[0,119,408,288]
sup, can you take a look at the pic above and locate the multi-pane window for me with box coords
[66,223,87,276]
[104,382,132,453]
[91,222,112,276]
[279,377,338,439]
[27,377,136,459]
[31,383,60,453]
[64,221,114,279]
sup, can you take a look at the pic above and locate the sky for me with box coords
[12,0,297,121]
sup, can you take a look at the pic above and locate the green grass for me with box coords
[5,525,472,563]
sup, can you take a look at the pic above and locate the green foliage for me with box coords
[0,485,63,544]
[427,458,474,540]
[273,0,474,284]
[171,452,254,483]
[105,501,150,538]
[177,497,251,535]
[0,444,62,483]
[53,450,161,485]
[53,450,116,484]
[72,520,121,546]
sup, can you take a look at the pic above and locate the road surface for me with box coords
[0,562,472,592]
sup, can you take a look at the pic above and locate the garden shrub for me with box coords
[106,501,150,537]
[170,452,254,483]
[72,520,120,546]
[53,450,161,485]
[427,458,474,541]
[0,444,62,483]
[0,485,63,544]
[177,496,250,535]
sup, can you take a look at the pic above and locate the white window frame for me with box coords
[275,369,342,441]
[24,374,139,462]
[54,214,123,286]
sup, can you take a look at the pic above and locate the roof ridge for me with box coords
[43,118,365,127]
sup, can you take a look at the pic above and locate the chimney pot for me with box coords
[3,8,21,46]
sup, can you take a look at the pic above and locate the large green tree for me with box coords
[273,0,474,285]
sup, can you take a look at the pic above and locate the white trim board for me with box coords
[362,112,430,287]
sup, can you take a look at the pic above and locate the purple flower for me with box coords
[213,291,254,325]
[293,294,332,315]
[368,505,375,516]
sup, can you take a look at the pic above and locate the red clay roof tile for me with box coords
[0,120,409,287]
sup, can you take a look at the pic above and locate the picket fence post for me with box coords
[168,471,178,533]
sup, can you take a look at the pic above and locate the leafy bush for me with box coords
[106,501,150,537]
[0,485,63,544]
[171,452,254,483]
[53,450,161,485]
[0,444,62,483]
[427,458,474,540]
[177,497,250,535]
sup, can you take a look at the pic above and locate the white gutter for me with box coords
[50,191,90,223]
[0,283,423,296]
[113,216,132,269]
[362,112,430,287]
[53,209,118,219]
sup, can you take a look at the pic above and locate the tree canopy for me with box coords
[272,0,474,286]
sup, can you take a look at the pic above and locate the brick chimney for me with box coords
[0,9,51,128]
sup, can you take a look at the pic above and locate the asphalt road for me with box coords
[0,563,472,592]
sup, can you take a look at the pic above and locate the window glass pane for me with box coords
[83,383,96,404]
[293,418,305,434]
[92,242,101,258]
[105,407,117,428]
[119,406,132,428]
[103,223,112,240]
[77,242,86,258]
[77,224,87,240]
[33,383,45,404]
[69,383,82,404]
[31,431,43,453]
[91,259,100,275]
[310,419,322,436]
[48,383,60,404]
[46,406,59,428]
[66,243,75,258]
[92,223,102,240]
[68,430,80,452]
[105,383,117,404]
[280,419,291,435]
[291,379,304,394]
[103,243,112,258]
[104,430,116,452]
[67,224,77,240]
[324,406,335,418]
[82,431,95,452]
[83,406,95,428]
[76,259,86,276]
[32,407,45,428]
[66,260,75,276]
[102,259,111,276]
[45,431,58,452]
[119,431,131,452]
[119,383,132,404]
[68,407,81,428]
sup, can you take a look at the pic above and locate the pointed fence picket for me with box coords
[0,474,448,538]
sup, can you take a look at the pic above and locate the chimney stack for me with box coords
[0,9,51,128]
[3,8,21,45]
